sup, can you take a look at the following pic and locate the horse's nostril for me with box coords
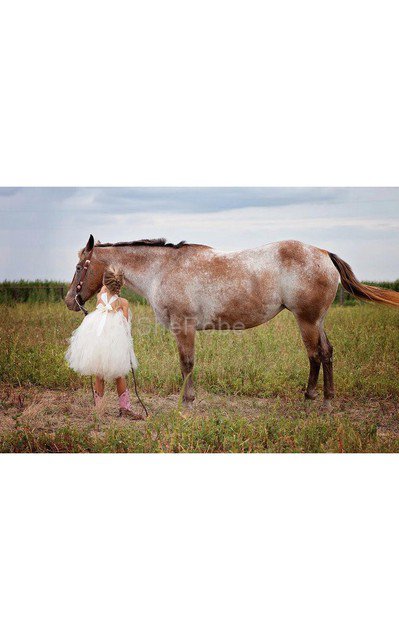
[64,295,78,310]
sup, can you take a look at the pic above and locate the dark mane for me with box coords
[97,238,187,249]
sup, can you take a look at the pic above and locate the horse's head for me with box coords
[64,234,105,312]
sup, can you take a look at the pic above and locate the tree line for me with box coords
[0,279,398,305]
[0,281,146,304]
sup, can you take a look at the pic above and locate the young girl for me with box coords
[65,267,142,419]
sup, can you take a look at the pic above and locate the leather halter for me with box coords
[74,247,94,315]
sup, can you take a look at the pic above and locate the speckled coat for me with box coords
[66,236,399,409]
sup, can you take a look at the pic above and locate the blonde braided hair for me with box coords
[103,267,124,296]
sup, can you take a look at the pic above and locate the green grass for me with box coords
[0,301,398,452]
[1,301,398,397]
[1,409,396,453]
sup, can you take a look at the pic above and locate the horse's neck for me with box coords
[110,249,164,300]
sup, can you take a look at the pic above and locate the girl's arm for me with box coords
[97,286,106,303]
[120,299,129,321]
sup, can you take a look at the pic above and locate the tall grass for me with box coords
[1,300,398,451]
[1,301,398,399]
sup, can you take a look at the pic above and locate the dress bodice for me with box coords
[95,292,119,336]
[97,292,118,311]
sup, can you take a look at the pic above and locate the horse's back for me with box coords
[209,240,339,324]
[156,240,339,330]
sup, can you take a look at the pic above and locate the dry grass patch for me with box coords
[1,385,398,453]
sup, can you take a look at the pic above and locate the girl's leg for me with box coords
[94,376,105,407]
[95,376,105,396]
[116,376,127,396]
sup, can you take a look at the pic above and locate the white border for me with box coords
[0,1,398,186]
[1,455,398,640]
[1,1,398,638]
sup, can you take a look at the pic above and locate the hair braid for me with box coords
[103,267,124,295]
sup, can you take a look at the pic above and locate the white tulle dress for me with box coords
[65,292,138,380]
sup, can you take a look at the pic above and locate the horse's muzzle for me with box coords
[64,293,81,312]
[74,294,89,315]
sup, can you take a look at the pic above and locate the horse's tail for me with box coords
[328,252,399,308]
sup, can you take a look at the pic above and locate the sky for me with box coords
[0,187,398,281]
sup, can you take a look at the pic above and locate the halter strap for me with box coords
[74,246,94,314]
[75,248,94,294]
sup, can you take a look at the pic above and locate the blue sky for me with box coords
[1,187,398,281]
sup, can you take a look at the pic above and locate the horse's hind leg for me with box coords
[173,317,196,406]
[306,354,321,401]
[295,317,334,410]
[296,319,322,400]
[320,330,334,411]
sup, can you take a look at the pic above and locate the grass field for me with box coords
[0,301,398,452]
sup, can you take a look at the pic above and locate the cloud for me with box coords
[0,187,398,281]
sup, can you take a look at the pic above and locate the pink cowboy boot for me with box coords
[118,389,142,420]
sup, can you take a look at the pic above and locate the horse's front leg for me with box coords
[173,316,196,406]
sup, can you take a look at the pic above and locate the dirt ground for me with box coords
[1,383,398,436]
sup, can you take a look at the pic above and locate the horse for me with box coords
[65,234,399,410]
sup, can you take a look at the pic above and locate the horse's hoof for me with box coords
[305,390,318,400]
[182,399,194,409]
[178,401,194,418]
[321,400,333,413]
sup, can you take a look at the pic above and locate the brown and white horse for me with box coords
[65,235,399,410]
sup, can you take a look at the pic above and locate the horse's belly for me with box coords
[196,301,282,331]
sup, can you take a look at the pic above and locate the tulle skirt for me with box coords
[65,309,138,380]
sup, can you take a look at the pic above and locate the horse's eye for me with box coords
[76,265,82,271]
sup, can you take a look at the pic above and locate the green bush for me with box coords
[0,281,147,304]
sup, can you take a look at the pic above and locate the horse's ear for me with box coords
[85,234,94,253]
